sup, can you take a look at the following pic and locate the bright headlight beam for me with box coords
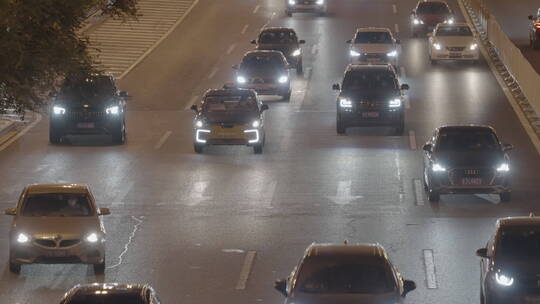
[244,129,260,143]
[17,233,29,243]
[433,43,442,50]
[106,106,119,115]
[252,120,261,128]
[53,106,66,115]
[288,0,296,5]
[497,163,510,172]
[432,163,446,172]
[339,98,352,108]
[292,49,301,57]
[387,50,398,57]
[389,99,401,108]
[86,233,99,243]
[195,120,204,128]
[196,129,211,143]
[278,76,288,83]
[236,76,247,84]
[350,50,361,57]
[470,43,478,50]
[495,273,514,286]
[316,0,324,4]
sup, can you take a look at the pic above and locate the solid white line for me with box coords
[409,130,417,150]
[394,23,400,34]
[226,43,236,55]
[253,5,260,14]
[392,4,398,14]
[400,66,407,78]
[185,95,200,110]
[208,66,219,79]
[235,251,257,290]
[112,180,135,206]
[108,216,144,269]
[154,130,172,149]
[241,24,249,35]
[423,249,438,289]
[0,113,42,152]
[414,179,425,205]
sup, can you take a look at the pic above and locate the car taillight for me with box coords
[535,22,540,29]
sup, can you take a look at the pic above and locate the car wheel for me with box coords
[428,190,440,202]
[500,191,511,203]
[253,144,263,154]
[111,124,126,145]
[9,252,21,275]
[194,143,204,154]
[93,261,105,275]
[49,127,62,144]
[336,119,346,135]
[296,60,303,75]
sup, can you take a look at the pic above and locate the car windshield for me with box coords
[342,70,398,91]
[354,32,393,44]
[259,31,297,44]
[417,2,450,14]
[21,193,92,217]
[203,96,258,112]
[497,227,540,259]
[61,76,115,97]
[63,294,144,304]
[240,54,285,70]
[436,26,472,36]
[436,129,499,152]
[296,256,396,294]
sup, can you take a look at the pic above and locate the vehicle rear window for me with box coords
[259,31,297,44]
[203,96,258,112]
[296,256,396,294]
[64,294,145,304]
[417,2,450,14]
[342,70,398,91]
[497,227,540,259]
[436,26,472,36]
[354,32,393,44]
[436,129,499,152]
[61,76,115,97]
[21,193,92,217]
[240,54,286,69]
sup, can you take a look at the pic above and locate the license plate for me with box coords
[462,177,483,185]
[46,250,68,257]
[77,122,95,129]
[449,52,462,58]
[362,112,380,118]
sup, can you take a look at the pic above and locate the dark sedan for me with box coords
[252,27,305,74]
[423,125,512,202]
[60,283,161,304]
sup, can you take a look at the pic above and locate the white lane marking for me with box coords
[405,99,411,109]
[253,5,260,14]
[394,23,400,34]
[414,179,425,205]
[400,66,407,78]
[154,130,172,149]
[311,44,318,55]
[409,130,417,150]
[236,251,257,290]
[207,66,219,79]
[188,181,212,206]
[293,67,312,111]
[327,180,363,205]
[261,12,276,29]
[392,4,398,14]
[0,113,42,152]
[226,43,236,55]
[261,181,277,208]
[475,194,500,204]
[241,24,249,35]
[108,216,144,269]
[423,249,438,289]
[112,180,135,206]
[185,95,200,110]
[222,249,245,253]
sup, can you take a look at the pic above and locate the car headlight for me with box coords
[278,75,289,83]
[496,163,510,172]
[292,49,301,57]
[433,43,442,50]
[387,50,398,57]
[85,233,99,243]
[445,18,455,24]
[389,98,401,108]
[16,233,30,243]
[350,50,361,57]
[339,98,353,108]
[106,105,120,115]
[289,0,296,5]
[495,273,514,286]
[316,0,324,4]
[470,43,478,50]
[432,163,446,172]
[53,106,66,115]
[252,120,261,128]
[195,120,204,128]
[413,18,424,25]
[237,76,247,84]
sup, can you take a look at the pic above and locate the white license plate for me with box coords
[362,112,380,118]
[77,122,95,129]
[449,52,462,58]
[46,250,68,257]
[462,177,483,185]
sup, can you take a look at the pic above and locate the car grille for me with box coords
[59,239,81,247]
[299,0,316,4]
[250,77,276,84]
[67,110,106,120]
[363,53,387,60]
[356,100,388,110]
[448,168,495,186]
[34,238,81,248]
[446,46,466,52]
[34,239,57,248]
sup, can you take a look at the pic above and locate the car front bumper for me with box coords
[10,241,105,265]
[351,55,398,66]
[338,109,404,127]
[485,281,540,304]
[431,48,480,61]
[287,3,326,13]
[195,126,264,146]
[428,171,510,194]
[237,83,290,96]
[50,114,123,135]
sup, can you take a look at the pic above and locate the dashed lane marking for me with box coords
[400,66,407,78]
[185,95,200,110]
[261,181,277,208]
[327,180,363,206]
[293,67,313,111]
[154,130,172,149]
[235,251,257,290]
[409,130,417,150]
[187,181,212,206]
[423,249,438,289]
[392,4,398,14]
[207,66,219,79]
[112,180,135,206]
[226,43,237,55]
[253,5,260,14]
[394,23,400,34]
[241,24,249,35]
[414,179,425,205]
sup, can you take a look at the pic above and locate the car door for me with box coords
[480,236,495,293]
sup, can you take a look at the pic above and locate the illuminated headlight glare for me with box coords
[387,50,398,57]
[105,106,119,115]
[350,50,361,57]
[53,106,66,115]
[196,129,211,143]
[278,75,289,83]
[86,233,99,243]
[445,18,455,24]
[339,98,353,108]
[244,129,260,143]
[195,120,204,128]
[495,273,514,286]
[316,0,324,4]
[16,233,29,243]
[413,18,423,25]
[389,99,401,108]
[252,120,261,128]
[470,43,478,50]
[432,163,446,172]
[433,43,442,50]
[291,49,301,57]
[496,163,510,172]
[236,76,247,84]
[288,0,295,5]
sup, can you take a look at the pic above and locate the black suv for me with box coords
[251,27,306,75]
[333,64,409,135]
[49,74,128,144]
[61,283,161,304]
[476,215,540,304]
[422,125,512,202]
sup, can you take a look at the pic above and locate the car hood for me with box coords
[341,89,400,101]
[418,13,450,25]
[494,258,540,277]
[13,216,101,238]
[433,36,475,47]
[256,44,297,57]
[289,292,400,304]
[433,151,504,168]
[204,112,259,124]
[352,43,395,54]
[238,68,287,79]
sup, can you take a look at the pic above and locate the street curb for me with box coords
[0,120,16,138]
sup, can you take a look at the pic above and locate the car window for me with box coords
[21,193,93,217]
[259,31,297,44]
[417,2,450,14]
[240,54,286,69]
[295,256,396,294]
[342,70,398,91]
[436,26,472,36]
[436,130,499,152]
[496,227,540,259]
[64,294,145,304]
[61,76,115,97]
[203,96,258,112]
[354,32,393,44]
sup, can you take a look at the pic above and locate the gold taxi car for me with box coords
[190,87,269,154]
[4,184,110,274]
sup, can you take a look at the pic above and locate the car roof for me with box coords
[437,125,495,133]
[244,50,284,57]
[305,243,388,259]
[418,0,448,5]
[204,88,256,98]
[437,22,470,28]
[25,184,89,195]
[63,283,148,299]
[497,216,540,228]
[346,64,395,72]
[260,27,296,33]
[356,27,392,33]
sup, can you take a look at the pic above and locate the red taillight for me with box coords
[535,22,540,29]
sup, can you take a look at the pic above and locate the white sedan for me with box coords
[428,23,480,64]
[347,27,400,68]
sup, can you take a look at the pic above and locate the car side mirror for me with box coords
[250,39,257,44]
[232,64,239,70]
[261,104,269,112]
[4,208,16,216]
[332,83,340,91]
[346,39,352,44]
[274,279,287,296]
[98,208,111,216]
[502,143,513,152]
[476,248,489,258]
[299,39,306,44]
[402,280,416,296]
[529,15,534,20]
[423,144,432,152]
[401,84,410,90]
[190,105,198,113]
[119,91,130,99]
